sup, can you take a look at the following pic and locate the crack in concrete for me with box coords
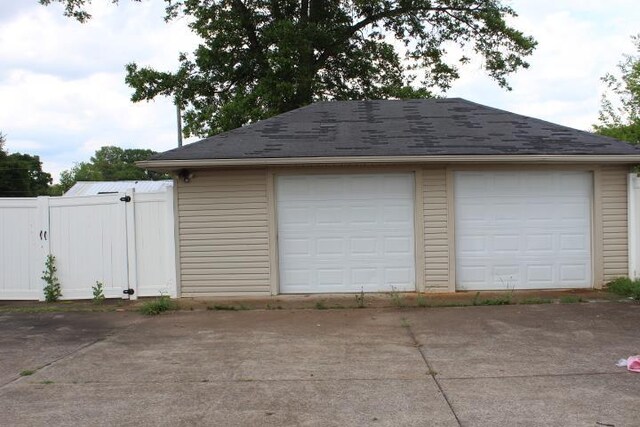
[0,338,104,389]
[403,320,462,427]
[17,378,439,385]
[0,315,150,390]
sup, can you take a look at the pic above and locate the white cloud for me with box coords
[0,1,198,181]
[448,0,640,130]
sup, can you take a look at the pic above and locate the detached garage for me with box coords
[139,98,640,297]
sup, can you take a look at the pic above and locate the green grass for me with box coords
[519,297,553,305]
[40,380,54,385]
[20,370,34,376]
[207,304,249,311]
[389,287,406,307]
[476,296,512,306]
[315,301,327,310]
[607,277,640,301]
[471,291,512,306]
[416,293,428,307]
[559,295,584,304]
[139,296,177,315]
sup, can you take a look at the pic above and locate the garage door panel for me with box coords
[493,234,520,252]
[316,238,346,256]
[560,233,588,251]
[455,171,592,290]
[525,234,554,252]
[280,238,310,256]
[278,173,415,293]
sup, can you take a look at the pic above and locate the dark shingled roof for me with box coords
[150,98,640,161]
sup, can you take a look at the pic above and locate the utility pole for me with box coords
[176,101,183,148]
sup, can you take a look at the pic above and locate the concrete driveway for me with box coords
[0,303,638,426]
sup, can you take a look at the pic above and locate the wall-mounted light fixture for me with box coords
[178,169,194,183]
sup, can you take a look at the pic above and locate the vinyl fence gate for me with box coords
[0,188,177,300]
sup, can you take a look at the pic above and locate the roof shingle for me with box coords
[150,98,640,161]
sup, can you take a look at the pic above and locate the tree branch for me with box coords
[314,5,478,71]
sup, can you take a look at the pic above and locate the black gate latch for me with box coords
[120,196,131,202]
[123,289,135,295]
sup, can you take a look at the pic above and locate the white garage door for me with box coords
[455,171,592,290]
[277,173,415,293]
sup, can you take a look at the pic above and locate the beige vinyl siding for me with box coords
[601,165,629,282]
[423,167,451,290]
[177,169,272,296]
[173,163,630,296]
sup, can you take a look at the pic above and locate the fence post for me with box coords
[629,174,638,279]
[164,186,178,298]
[36,196,51,301]
[125,189,138,300]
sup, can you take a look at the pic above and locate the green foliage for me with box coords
[594,35,640,144]
[42,0,536,138]
[472,291,512,306]
[42,255,62,303]
[130,0,535,137]
[139,295,177,315]
[559,295,584,304]
[57,146,168,193]
[475,296,512,306]
[389,286,406,307]
[607,277,640,301]
[92,281,105,305]
[315,301,327,310]
[0,133,53,197]
[19,370,35,376]
[207,304,249,310]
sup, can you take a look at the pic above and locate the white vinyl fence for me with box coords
[0,188,176,300]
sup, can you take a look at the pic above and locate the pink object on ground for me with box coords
[628,356,640,373]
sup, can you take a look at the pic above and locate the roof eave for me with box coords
[137,155,640,170]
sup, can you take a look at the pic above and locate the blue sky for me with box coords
[0,0,639,181]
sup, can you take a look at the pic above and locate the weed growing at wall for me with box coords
[355,288,366,308]
[607,277,640,301]
[42,255,62,302]
[92,281,105,305]
[389,286,405,307]
[139,295,177,315]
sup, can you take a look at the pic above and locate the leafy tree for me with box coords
[594,35,640,144]
[42,0,536,137]
[0,133,53,197]
[57,146,169,193]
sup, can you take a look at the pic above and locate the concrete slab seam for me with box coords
[403,320,462,427]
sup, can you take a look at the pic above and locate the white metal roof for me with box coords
[64,180,173,196]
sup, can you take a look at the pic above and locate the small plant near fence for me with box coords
[42,255,62,302]
[92,281,105,305]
